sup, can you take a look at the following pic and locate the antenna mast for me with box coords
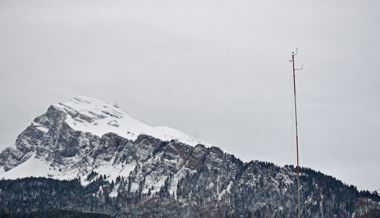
[290,49,303,218]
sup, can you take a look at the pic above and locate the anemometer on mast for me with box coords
[289,48,303,218]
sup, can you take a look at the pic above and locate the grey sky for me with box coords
[0,0,379,191]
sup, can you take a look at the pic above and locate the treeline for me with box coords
[0,209,113,218]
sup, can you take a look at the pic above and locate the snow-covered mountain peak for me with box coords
[51,96,200,146]
[0,96,203,182]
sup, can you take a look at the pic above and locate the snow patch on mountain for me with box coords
[94,159,137,183]
[0,154,78,180]
[31,122,49,133]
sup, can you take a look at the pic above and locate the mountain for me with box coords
[0,96,201,183]
[0,96,379,218]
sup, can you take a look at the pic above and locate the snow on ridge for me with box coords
[54,96,201,146]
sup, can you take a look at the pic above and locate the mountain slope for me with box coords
[0,96,379,218]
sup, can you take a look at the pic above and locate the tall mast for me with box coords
[290,49,302,218]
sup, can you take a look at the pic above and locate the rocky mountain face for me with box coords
[0,97,379,218]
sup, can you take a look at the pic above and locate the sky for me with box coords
[0,0,379,191]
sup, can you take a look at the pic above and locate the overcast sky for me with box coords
[0,0,379,191]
